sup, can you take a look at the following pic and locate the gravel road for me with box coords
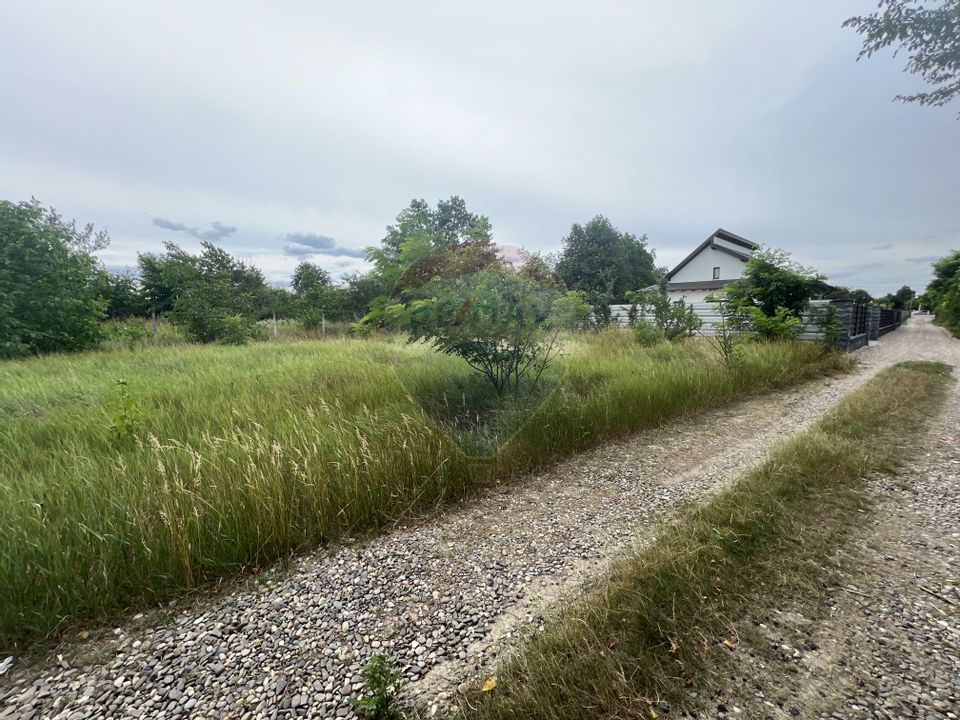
[2,317,955,720]
[698,316,960,720]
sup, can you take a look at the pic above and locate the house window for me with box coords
[712,266,720,280]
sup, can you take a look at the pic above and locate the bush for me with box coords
[550,291,592,331]
[633,319,665,346]
[744,306,802,340]
[629,290,702,340]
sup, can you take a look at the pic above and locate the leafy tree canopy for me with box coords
[925,249,960,334]
[292,262,340,329]
[844,0,960,113]
[0,199,108,357]
[555,216,658,304]
[139,241,268,344]
[724,248,824,318]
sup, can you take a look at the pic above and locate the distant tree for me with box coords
[925,250,960,334]
[139,242,267,344]
[844,0,960,114]
[0,199,108,357]
[368,196,496,293]
[850,288,875,304]
[341,272,383,320]
[518,251,565,291]
[555,216,658,305]
[102,271,148,319]
[138,242,199,315]
[891,284,917,309]
[292,262,341,328]
[821,285,874,304]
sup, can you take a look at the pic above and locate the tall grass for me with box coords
[0,332,847,650]
[460,361,952,720]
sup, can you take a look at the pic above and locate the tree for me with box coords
[367,196,496,293]
[844,0,960,114]
[139,242,267,343]
[341,272,383,320]
[292,262,340,328]
[555,216,658,306]
[407,272,561,396]
[725,249,823,318]
[358,198,504,330]
[890,284,916,309]
[0,199,108,357]
[102,271,148,319]
[925,250,960,334]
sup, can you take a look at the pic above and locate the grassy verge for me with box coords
[460,361,952,720]
[0,332,847,651]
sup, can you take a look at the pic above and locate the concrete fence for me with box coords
[609,299,909,352]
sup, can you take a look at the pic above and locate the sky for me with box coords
[1,1,957,296]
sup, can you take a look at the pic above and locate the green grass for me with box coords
[0,332,848,651]
[459,360,952,720]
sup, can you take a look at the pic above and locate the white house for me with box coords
[665,228,759,303]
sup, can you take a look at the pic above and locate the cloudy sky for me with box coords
[1,1,957,294]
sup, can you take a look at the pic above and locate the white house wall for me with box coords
[669,242,748,284]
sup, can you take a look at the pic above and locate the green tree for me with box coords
[555,216,658,305]
[102,271,148,319]
[292,262,340,328]
[844,0,960,113]
[140,242,267,343]
[0,199,108,358]
[891,284,916,309]
[925,250,960,334]
[725,249,823,318]
[359,198,503,330]
[341,272,383,320]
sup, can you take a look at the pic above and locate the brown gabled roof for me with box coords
[665,228,759,281]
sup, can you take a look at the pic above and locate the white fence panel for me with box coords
[609,300,830,341]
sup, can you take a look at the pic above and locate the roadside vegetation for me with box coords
[458,360,952,720]
[0,333,847,651]
[921,250,960,336]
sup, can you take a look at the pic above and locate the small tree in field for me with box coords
[703,294,746,365]
[408,272,561,396]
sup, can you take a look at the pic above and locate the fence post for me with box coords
[868,305,880,341]
[832,300,853,351]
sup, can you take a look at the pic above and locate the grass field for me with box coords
[460,361,952,720]
[0,332,848,650]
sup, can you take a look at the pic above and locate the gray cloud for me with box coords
[281,232,366,259]
[152,217,238,242]
[906,255,941,264]
[872,243,894,251]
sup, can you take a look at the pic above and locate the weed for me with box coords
[348,653,406,720]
